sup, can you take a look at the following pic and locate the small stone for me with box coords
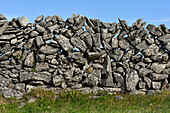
[10,38,17,44]
[35,15,44,23]
[88,51,106,61]
[152,82,161,90]
[151,63,166,74]
[39,45,60,54]
[36,36,45,46]
[149,73,168,81]
[55,35,73,51]
[119,39,130,49]
[35,62,49,72]
[110,49,124,61]
[70,36,87,52]
[0,34,16,40]
[53,75,65,86]
[111,38,118,48]
[24,52,35,67]
[114,95,123,100]
[126,69,139,91]
[45,16,52,22]
[147,90,156,95]
[136,40,148,51]
[47,24,59,33]
[0,22,8,35]
[30,31,39,37]
[36,24,45,33]
[18,16,29,27]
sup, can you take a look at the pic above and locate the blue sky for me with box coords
[1,0,170,27]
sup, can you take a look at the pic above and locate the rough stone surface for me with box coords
[0,14,169,98]
[126,69,139,91]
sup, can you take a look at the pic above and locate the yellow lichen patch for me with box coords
[88,67,93,73]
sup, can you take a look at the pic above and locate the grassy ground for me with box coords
[0,88,169,113]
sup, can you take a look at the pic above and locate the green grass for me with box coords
[0,88,169,113]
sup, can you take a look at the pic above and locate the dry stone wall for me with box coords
[0,14,169,98]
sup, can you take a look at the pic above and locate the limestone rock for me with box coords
[24,52,35,67]
[55,35,73,51]
[39,45,60,54]
[126,69,139,91]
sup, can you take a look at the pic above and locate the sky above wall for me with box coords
[1,0,170,27]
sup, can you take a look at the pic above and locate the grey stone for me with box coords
[55,35,73,51]
[0,51,13,61]
[29,81,44,85]
[165,42,170,51]
[149,73,168,81]
[103,87,121,92]
[36,24,45,33]
[101,55,114,86]
[92,64,103,70]
[70,36,87,52]
[102,40,112,52]
[75,87,92,94]
[24,38,35,49]
[139,68,152,77]
[20,71,51,83]
[30,31,39,37]
[36,36,44,46]
[122,49,133,61]
[136,40,148,51]
[88,51,106,61]
[53,75,65,86]
[126,69,139,91]
[131,54,143,62]
[82,33,93,49]
[10,38,17,44]
[83,70,101,86]
[92,33,101,48]
[35,62,49,72]
[17,16,29,27]
[129,90,146,95]
[39,45,60,54]
[119,39,130,49]
[24,52,35,67]
[113,72,124,87]
[85,24,95,34]
[147,24,161,36]
[111,38,118,48]
[165,68,170,74]
[68,52,86,66]
[151,63,166,74]
[14,83,25,92]
[0,34,15,40]
[158,34,170,44]
[152,81,161,90]
[117,30,127,39]
[35,15,44,23]
[147,90,156,95]
[143,58,152,63]
[45,16,52,22]
[143,44,159,57]
[110,49,124,61]
[71,84,82,89]
[138,80,146,89]
[114,95,123,100]
[65,30,74,37]
[47,24,59,33]
[9,73,19,78]
[0,22,8,35]
[1,44,11,53]
[144,77,151,89]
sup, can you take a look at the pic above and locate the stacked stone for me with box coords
[0,14,169,98]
